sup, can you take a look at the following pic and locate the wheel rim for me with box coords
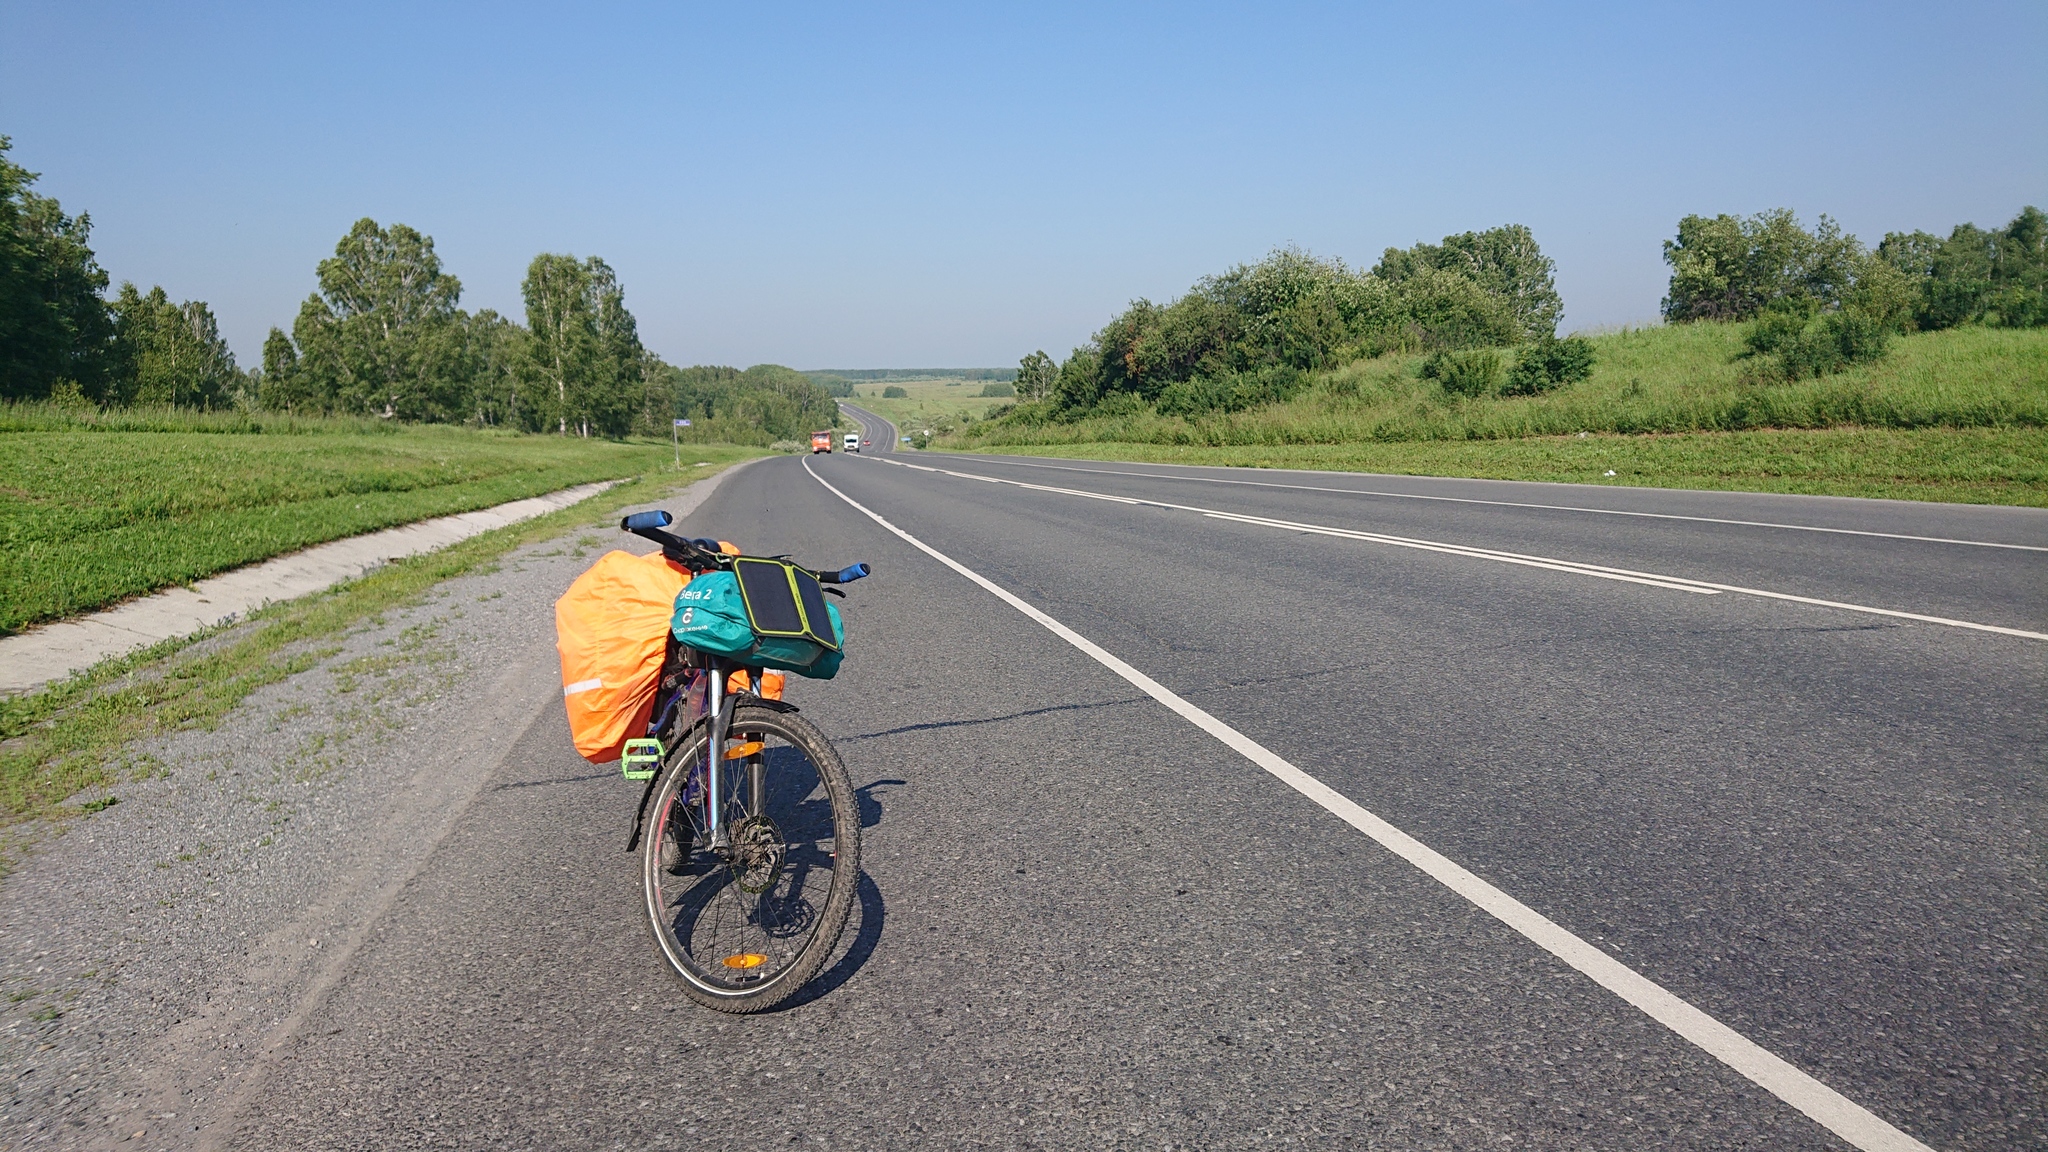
[645,719,842,998]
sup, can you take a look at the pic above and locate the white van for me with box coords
[844,433,861,453]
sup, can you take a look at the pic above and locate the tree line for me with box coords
[1006,203,2045,421]
[1008,225,1593,419]
[0,136,838,441]
[1663,205,2045,378]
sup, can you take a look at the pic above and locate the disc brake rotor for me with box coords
[728,815,786,894]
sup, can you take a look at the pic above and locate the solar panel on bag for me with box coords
[734,558,804,635]
[794,569,837,650]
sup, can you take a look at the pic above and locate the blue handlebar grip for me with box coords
[831,563,871,583]
[621,510,673,531]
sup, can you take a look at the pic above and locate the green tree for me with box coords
[258,326,319,412]
[462,308,527,427]
[0,136,115,400]
[1883,206,2048,330]
[1046,236,1567,418]
[1015,349,1057,400]
[585,258,644,436]
[1050,345,1104,410]
[1661,209,1863,322]
[1374,224,1562,341]
[520,253,598,434]
[110,283,239,408]
[290,218,468,418]
[1382,266,1523,350]
[651,362,839,443]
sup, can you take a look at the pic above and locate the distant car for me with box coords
[844,433,861,453]
[810,431,834,453]
[862,439,871,447]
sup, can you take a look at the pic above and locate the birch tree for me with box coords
[290,218,467,418]
[111,283,238,408]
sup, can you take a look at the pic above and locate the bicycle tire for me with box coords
[641,703,860,1013]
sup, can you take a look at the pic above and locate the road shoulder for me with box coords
[0,465,748,1150]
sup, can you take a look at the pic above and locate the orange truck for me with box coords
[809,431,834,453]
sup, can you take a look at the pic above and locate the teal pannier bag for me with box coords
[670,560,845,679]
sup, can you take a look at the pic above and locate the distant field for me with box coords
[959,427,2048,507]
[0,410,758,633]
[847,377,1012,442]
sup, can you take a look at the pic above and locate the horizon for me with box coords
[3,1,2042,373]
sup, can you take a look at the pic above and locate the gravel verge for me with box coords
[0,469,742,1150]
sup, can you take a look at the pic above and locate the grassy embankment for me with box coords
[942,324,2048,506]
[848,377,1012,443]
[0,446,758,833]
[0,405,760,634]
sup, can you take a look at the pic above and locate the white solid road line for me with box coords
[960,455,2048,552]
[870,456,2048,642]
[803,458,1937,1152]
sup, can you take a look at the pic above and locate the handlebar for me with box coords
[620,510,870,584]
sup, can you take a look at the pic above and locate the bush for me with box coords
[881,385,908,398]
[978,381,1015,397]
[1419,349,1506,398]
[1503,335,1596,396]
[1743,301,1816,356]
[1746,305,1891,379]
[1155,364,1306,417]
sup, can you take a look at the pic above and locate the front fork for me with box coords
[701,661,769,850]
[626,659,768,855]
[705,661,731,849]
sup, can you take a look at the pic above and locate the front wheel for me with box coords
[641,705,860,1012]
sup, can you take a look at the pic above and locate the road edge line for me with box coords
[872,454,2048,642]
[960,454,2048,552]
[804,457,1936,1152]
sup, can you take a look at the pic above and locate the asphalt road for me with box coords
[839,401,898,453]
[20,452,2039,1150]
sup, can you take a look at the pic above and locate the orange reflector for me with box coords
[722,953,768,969]
[723,741,764,760]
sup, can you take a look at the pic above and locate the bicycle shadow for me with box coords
[775,776,900,1010]
[855,777,905,829]
[778,869,883,1010]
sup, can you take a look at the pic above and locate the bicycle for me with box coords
[617,509,871,1013]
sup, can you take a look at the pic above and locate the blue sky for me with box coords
[3,1,2042,370]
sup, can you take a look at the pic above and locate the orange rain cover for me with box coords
[555,550,692,763]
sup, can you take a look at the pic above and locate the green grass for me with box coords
[0,461,745,832]
[964,427,2048,506]
[0,410,758,633]
[936,324,2047,506]
[953,324,2046,444]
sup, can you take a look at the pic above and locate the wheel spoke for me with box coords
[642,708,858,1010]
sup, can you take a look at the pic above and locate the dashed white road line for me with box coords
[951,455,2048,552]
[804,457,1937,1152]
[866,455,2048,642]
